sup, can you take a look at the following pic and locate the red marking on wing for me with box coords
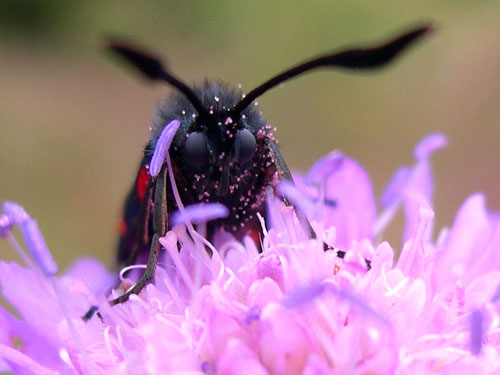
[136,166,151,201]
[118,218,127,236]
[246,227,263,251]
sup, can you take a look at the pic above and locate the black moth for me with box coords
[108,24,432,305]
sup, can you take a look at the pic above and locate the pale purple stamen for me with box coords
[149,119,181,176]
[324,282,390,325]
[380,168,411,208]
[414,132,447,161]
[256,253,284,290]
[201,361,216,375]
[282,282,325,308]
[21,219,58,276]
[3,201,29,225]
[3,202,58,276]
[305,150,344,184]
[491,283,500,303]
[0,214,13,237]
[171,203,229,226]
[470,309,483,355]
[245,305,261,324]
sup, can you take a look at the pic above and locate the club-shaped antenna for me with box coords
[106,40,210,122]
[230,24,433,117]
[106,24,433,124]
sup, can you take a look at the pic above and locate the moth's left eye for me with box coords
[237,128,256,163]
[185,131,210,167]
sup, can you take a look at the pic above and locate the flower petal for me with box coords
[217,338,269,375]
[295,155,376,249]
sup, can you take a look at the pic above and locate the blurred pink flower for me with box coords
[1,133,499,374]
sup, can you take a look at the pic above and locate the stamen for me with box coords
[327,282,390,325]
[491,283,500,303]
[159,233,195,293]
[149,119,180,176]
[282,283,325,308]
[2,202,29,224]
[3,202,57,276]
[470,309,483,355]
[21,219,58,276]
[0,214,13,237]
[171,203,229,226]
[245,305,261,324]
[414,133,447,161]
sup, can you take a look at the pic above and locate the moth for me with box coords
[107,24,432,304]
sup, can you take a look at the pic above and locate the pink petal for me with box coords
[258,303,314,375]
[256,254,285,291]
[248,277,283,309]
[380,134,446,243]
[0,305,63,374]
[217,338,269,375]
[295,156,376,249]
[64,258,114,295]
[302,353,331,375]
[381,167,411,208]
[433,194,496,291]
[305,150,344,184]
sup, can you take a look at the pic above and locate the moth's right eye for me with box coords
[236,128,256,163]
[185,132,210,167]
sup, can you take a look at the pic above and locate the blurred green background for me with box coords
[0,1,498,271]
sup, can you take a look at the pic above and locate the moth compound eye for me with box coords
[185,132,210,167]
[237,128,256,163]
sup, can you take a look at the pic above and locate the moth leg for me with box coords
[82,179,156,320]
[265,139,293,182]
[121,178,155,270]
[110,164,168,305]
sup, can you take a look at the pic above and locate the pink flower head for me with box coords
[1,134,499,374]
